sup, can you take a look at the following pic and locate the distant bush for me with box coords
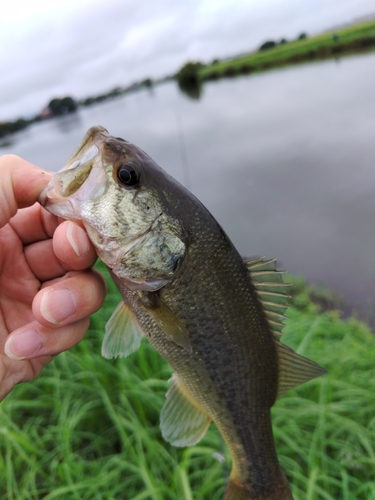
[0,118,29,138]
[82,97,95,106]
[48,96,77,116]
[239,63,254,74]
[205,70,219,80]
[259,40,276,51]
[223,66,237,77]
[297,32,307,40]
[176,61,203,87]
[356,36,375,48]
[307,49,318,59]
[261,61,275,70]
[141,78,153,88]
[332,44,344,54]
[280,38,288,45]
[176,61,204,100]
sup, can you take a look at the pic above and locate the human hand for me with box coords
[0,155,107,401]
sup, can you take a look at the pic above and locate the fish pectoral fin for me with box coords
[145,295,192,353]
[160,375,212,447]
[275,340,327,397]
[102,300,144,359]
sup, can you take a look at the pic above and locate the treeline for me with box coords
[0,79,154,142]
[79,78,153,107]
[0,96,78,140]
[0,118,30,139]
[259,32,307,51]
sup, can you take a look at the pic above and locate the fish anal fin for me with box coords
[102,300,144,359]
[160,375,211,447]
[275,340,327,398]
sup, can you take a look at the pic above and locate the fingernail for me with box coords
[40,288,77,324]
[5,330,42,360]
[66,222,90,257]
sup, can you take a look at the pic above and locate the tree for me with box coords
[0,118,29,138]
[176,61,203,87]
[297,32,307,40]
[141,78,153,88]
[48,97,77,116]
[259,40,276,51]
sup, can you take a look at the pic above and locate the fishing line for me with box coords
[175,112,192,191]
[212,434,229,482]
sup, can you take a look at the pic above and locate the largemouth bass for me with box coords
[39,126,326,499]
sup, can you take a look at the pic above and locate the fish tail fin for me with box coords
[224,472,293,500]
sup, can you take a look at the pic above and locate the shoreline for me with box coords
[199,19,375,81]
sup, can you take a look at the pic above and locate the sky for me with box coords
[0,0,373,121]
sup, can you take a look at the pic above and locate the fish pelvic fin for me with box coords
[102,300,144,358]
[160,374,211,447]
[275,340,327,397]
[245,256,291,338]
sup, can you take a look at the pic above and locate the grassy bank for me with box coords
[1,262,375,499]
[200,19,375,80]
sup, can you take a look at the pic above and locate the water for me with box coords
[2,53,375,323]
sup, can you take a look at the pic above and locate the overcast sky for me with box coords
[0,0,373,121]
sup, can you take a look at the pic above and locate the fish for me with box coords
[39,126,326,500]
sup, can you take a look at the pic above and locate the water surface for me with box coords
[3,53,375,322]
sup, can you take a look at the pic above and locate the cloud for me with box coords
[0,0,373,120]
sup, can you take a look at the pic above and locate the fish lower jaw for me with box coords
[41,197,78,220]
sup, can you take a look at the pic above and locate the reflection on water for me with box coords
[178,80,203,100]
[53,112,82,133]
[2,52,375,324]
[0,137,14,148]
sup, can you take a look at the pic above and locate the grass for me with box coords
[1,261,375,498]
[200,19,375,80]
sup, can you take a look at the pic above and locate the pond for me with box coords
[2,52,375,324]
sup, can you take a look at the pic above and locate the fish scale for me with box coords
[39,126,326,500]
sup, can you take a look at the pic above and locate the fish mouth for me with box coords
[38,126,109,213]
[38,159,104,220]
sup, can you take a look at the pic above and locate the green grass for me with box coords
[1,261,375,499]
[200,19,375,80]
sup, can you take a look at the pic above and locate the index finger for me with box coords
[0,154,51,228]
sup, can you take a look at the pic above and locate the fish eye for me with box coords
[117,163,140,187]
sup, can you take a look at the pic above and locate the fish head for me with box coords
[39,126,187,291]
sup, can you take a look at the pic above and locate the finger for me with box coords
[53,221,98,269]
[0,155,51,228]
[24,222,98,281]
[25,239,66,281]
[32,269,107,327]
[9,203,58,244]
[4,318,90,360]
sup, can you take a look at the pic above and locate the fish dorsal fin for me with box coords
[102,300,144,359]
[245,256,292,337]
[275,340,327,397]
[160,374,212,447]
[245,257,327,395]
[144,295,192,353]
